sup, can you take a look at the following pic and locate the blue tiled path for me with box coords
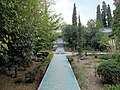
[38,38,80,90]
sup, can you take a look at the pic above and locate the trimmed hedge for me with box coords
[97,62,120,83]
[104,84,120,90]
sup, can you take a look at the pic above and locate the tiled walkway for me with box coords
[38,38,80,90]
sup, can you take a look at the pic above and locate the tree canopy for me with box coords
[0,0,62,77]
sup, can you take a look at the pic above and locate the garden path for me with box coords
[38,38,80,90]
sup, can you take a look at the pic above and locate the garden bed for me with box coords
[0,52,53,90]
[68,55,103,90]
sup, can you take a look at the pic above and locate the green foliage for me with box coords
[96,4,104,29]
[25,71,35,83]
[101,1,107,27]
[97,62,120,83]
[84,19,104,50]
[107,4,112,27]
[78,15,83,56]
[72,3,77,26]
[96,19,103,29]
[104,84,120,90]
[112,4,120,50]
[96,59,108,63]
[40,51,53,67]
[62,25,78,49]
[99,34,110,47]
[99,54,112,60]
[97,1,112,28]
[97,5,102,20]
[98,34,116,52]
[113,53,120,64]
[0,0,62,77]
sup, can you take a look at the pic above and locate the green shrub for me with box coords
[25,71,35,83]
[97,62,120,83]
[113,53,120,63]
[99,54,111,60]
[96,59,109,63]
[104,84,120,90]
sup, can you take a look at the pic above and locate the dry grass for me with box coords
[72,56,103,90]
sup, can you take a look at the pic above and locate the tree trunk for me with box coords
[14,67,17,78]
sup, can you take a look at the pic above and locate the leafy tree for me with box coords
[83,19,104,50]
[33,1,63,54]
[107,4,112,27]
[96,19,103,29]
[72,3,77,26]
[0,0,62,77]
[112,3,120,50]
[62,25,78,50]
[0,0,37,77]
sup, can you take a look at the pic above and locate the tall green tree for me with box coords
[102,1,107,27]
[96,5,103,29]
[112,2,120,50]
[107,4,112,27]
[97,5,102,21]
[78,15,83,57]
[72,3,77,26]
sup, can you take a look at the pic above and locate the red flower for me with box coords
[33,9,40,14]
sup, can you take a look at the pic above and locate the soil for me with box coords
[74,56,103,90]
[0,61,43,90]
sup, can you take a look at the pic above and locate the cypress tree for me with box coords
[72,3,77,26]
[107,4,112,27]
[96,5,103,29]
[97,5,102,21]
[101,1,107,27]
[78,15,83,57]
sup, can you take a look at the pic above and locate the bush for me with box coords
[104,84,120,90]
[96,59,109,63]
[113,53,120,63]
[25,71,35,83]
[97,62,120,83]
[99,54,111,60]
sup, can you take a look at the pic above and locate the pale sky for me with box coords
[51,0,115,25]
